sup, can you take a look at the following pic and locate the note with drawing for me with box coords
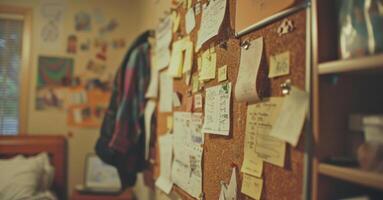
[247,97,286,167]
[196,0,227,50]
[270,86,309,146]
[269,51,290,78]
[202,82,231,136]
[235,37,263,103]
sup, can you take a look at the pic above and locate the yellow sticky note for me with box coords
[172,11,180,33]
[167,116,173,130]
[169,37,193,78]
[197,55,202,71]
[199,50,216,81]
[241,174,263,200]
[269,51,290,78]
[241,155,263,178]
[218,65,228,82]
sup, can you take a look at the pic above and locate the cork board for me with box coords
[153,0,307,199]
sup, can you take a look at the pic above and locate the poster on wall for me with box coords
[35,56,74,110]
[38,0,67,51]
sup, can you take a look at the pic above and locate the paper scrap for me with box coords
[218,65,228,82]
[241,173,263,200]
[167,116,173,131]
[219,167,237,200]
[235,37,263,103]
[191,113,204,144]
[185,8,196,34]
[270,87,309,146]
[144,100,156,160]
[155,133,174,194]
[173,92,181,107]
[196,0,227,50]
[155,16,172,70]
[159,70,173,112]
[192,75,200,93]
[248,97,286,167]
[194,2,202,15]
[146,55,159,98]
[194,94,203,109]
[172,11,181,33]
[269,51,290,78]
[202,82,231,136]
[199,48,216,81]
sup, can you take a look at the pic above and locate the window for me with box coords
[0,6,31,135]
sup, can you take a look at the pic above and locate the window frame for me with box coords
[0,5,32,135]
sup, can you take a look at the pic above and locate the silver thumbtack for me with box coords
[280,79,292,95]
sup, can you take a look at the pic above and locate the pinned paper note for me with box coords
[169,37,193,78]
[235,37,263,103]
[218,65,228,82]
[172,11,181,33]
[194,93,203,109]
[199,48,216,81]
[269,51,290,78]
[146,57,159,98]
[192,75,200,93]
[241,155,263,178]
[248,97,286,167]
[185,8,196,34]
[167,116,173,131]
[202,82,231,136]
[155,133,174,194]
[270,87,309,146]
[194,2,201,15]
[196,0,227,50]
[159,70,173,112]
[241,173,263,200]
[219,167,237,200]
[144,100,156,160]
[173,92,181,107]
[155,16,172,70]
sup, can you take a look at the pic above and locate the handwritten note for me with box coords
[159,70,173,112]
[241,173,263,200]
[269,51,290,78]
[202,82,231,136]
[144,100,156,160]
[199,48,216,81]
[194,93,203,109]
[241,154,263,177]
[155,16,172,70]
[218,65,228,82]
[247,97,286,167]
[191,113,204,144]
[270,87,309,146]
[155,133,174,194]
[185,8,196,34]
[196,0,227,50]
[235,37,263,103]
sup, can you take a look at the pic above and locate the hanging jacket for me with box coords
[95,31,152,187]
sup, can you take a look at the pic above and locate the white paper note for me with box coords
[270,87,309,146]
[202,82,231,136]
[159,70,173,112]
[145,55,159,98]
[194,94,203,109]
[144,100,156,160]
[173,92,181,107]
[219,167,237,200]
[235,37,263,103]
[185,8,196,34]
[196,0,227,50]
[155,16,172,70]
[155,133,174,194]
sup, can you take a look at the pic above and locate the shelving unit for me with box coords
[312,0,383,199]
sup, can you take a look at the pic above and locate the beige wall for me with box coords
[0,0,141,196]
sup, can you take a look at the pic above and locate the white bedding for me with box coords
[0,153,56,200]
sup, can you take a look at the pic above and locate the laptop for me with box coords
[75,154,122,195]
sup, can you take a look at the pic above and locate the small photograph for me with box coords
[75,11,91,31]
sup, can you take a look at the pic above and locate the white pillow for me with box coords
[0,152,55,200]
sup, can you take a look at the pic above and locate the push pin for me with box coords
[241,40,250,50]
[280,79,292,95]
[277,18,294,36]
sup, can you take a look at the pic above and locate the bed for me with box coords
[0,135,68,200]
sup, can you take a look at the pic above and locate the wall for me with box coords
[0,0,141,196]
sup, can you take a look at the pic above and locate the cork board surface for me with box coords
[154,0,307,199]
